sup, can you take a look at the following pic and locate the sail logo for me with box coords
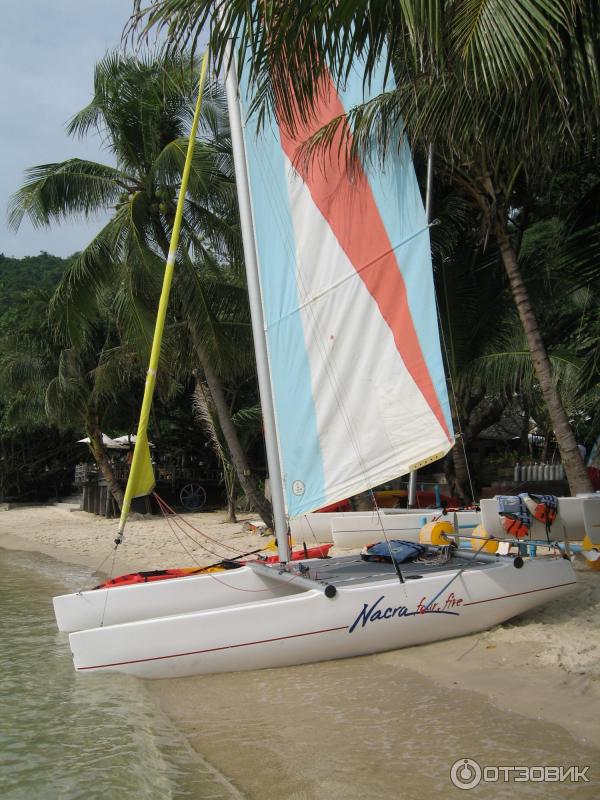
[348,594,462,634]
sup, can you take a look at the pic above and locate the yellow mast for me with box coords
[116,51,210,542]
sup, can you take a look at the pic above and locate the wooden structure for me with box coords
[74,462,222,518]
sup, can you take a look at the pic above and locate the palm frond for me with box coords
[131,1,600,138]
[192,378,224,460]
[8,160,130,230]
[449,0,566,89]
[49,215,125,347]
[462,325,582,402]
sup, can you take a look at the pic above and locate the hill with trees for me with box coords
[0,252,71,334]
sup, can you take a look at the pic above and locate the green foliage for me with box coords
[0,255,77,500]
[132,1,599,145]
[0,252,70,334]
[10,51,249,381]
[4,52,261,502]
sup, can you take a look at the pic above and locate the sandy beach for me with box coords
[1,502,599,762]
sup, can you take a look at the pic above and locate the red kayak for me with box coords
[96,543,333,589]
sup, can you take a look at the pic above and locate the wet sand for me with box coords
[151,657,599,799]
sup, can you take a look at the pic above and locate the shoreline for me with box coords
[1,503,599,747]
[0,503,268,577]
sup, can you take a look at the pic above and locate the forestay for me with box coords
[239,58,453,518]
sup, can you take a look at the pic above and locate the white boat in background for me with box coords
[54,45,577,678]
[330,510,479,549]
[289,507,444,544]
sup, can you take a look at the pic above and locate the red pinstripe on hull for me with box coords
[77,625,348,670]
[75,581,575,671]
[461,580,576,606]
[276,70,451,441]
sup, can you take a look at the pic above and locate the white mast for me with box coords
[223,45,290,561]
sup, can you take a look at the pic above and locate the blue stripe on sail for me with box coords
[239,94,328,516]
[337,64,453,437]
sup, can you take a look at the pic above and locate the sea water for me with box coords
[0,548,242,800]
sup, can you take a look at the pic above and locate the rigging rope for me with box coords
[434,289,477,502]
[99,543,120,627]
[153,492,256,557]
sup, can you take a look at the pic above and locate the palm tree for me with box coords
[134,1,598,494]
[445,181,600,495]
[430,165,600,498]
[427,187,511,501]
[45,343,134,508]
[9,52,274,526]
[0,290,133,506]
[130,2,599,132]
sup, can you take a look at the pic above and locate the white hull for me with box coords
[66,555,575,679]
[53,565,301,633]
[330,510,479,549]
[480,495,600,543]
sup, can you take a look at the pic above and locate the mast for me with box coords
[115,53,210,543]
[408,144,435,508]
[223,44,290,562]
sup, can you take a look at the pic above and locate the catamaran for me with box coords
[53,47,577,678]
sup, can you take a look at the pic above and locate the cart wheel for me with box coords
[179,483,207,511]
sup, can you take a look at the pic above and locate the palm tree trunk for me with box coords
[226,487,237,523]
[153,229,274,528]
[88,423,125,508]
[199,356,274,528]
[494,213,592,495]
[452,438,472,503]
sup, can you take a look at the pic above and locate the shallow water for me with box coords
[0,548,241,800]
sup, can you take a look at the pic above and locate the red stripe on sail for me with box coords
[277,73,451,441]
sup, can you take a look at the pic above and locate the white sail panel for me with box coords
[240,64,453,517]
[286,161,450,502]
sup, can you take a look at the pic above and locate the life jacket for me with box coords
[501,515,531,539]
[521,493,558,541]
[522,493,558,526]
[497,495,531,539]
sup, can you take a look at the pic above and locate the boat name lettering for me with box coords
[416,592,463,614]
[348,594,462,634]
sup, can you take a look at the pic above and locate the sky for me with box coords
[0,1,139,259]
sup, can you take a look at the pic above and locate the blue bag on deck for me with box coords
[360,540,427,563]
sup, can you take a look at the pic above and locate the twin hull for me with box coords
[63,557,575,679]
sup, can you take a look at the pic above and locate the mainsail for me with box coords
[238,60,454,518]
